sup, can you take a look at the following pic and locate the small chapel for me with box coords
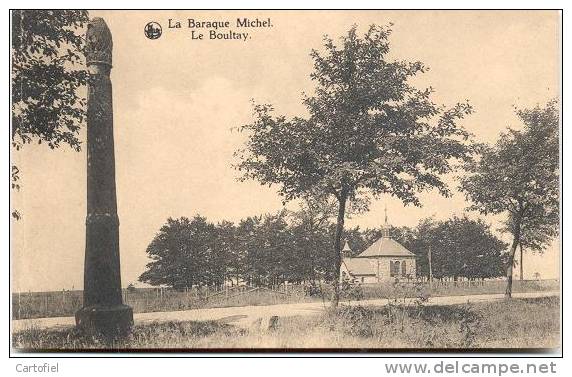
[340,209,417,283]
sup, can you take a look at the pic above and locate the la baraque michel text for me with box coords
[168,17,273,42]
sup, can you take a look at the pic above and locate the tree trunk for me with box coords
[519,243,524,281]
[505,216,522,298]
[331,193,348,308]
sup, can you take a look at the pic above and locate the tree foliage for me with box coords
[12,10,89,151]
[236,25,473,206]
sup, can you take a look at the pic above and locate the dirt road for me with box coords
[12,290,559,332]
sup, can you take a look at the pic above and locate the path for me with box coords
[12,290,559,332]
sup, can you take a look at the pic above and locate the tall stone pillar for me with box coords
[75,17,133,336]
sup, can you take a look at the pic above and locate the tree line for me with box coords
[138,203,507,289]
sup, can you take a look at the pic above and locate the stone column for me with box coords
[75,17,133,336]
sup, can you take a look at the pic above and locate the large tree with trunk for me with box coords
[235,24,474,306]
[460,100,559,297]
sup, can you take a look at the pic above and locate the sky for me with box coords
[11,10,561,292]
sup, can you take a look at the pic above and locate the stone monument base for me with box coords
[75,304,133,337]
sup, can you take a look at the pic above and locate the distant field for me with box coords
[12,296,560,350]
[11,279,559,320]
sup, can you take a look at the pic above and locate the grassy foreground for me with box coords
[13,296,560,351]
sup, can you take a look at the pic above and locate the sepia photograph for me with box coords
[9,9,561,353]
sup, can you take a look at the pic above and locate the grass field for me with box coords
[12,296,560,350]
[11,279,559,320]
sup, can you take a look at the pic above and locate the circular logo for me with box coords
[144,22,162,40]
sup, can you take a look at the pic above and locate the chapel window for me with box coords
[391,260,400,277]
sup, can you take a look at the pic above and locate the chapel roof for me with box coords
[342,258,376,276]
[357,236,415,258]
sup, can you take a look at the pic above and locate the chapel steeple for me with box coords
[342,240,352,256]
[383,205,391,238]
